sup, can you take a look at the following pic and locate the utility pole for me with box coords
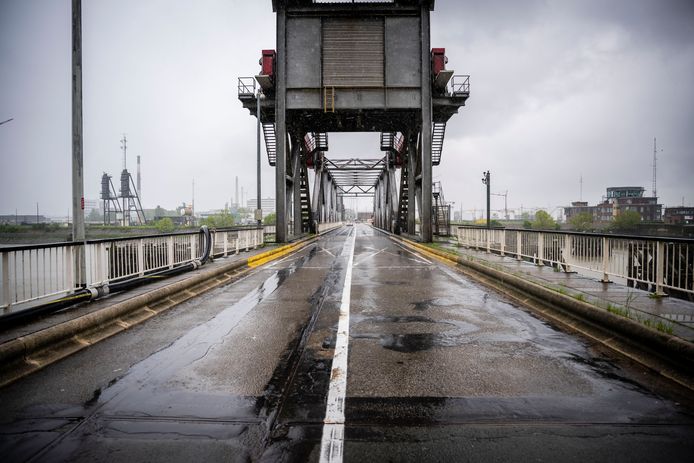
[71,0,86,286]
[256,88,262,227]
[652,137,662,198]
[482,171,490,228]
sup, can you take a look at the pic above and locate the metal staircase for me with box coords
[299,163,313,233]
[315,132,328,151]
[262,123,277,166]
[432,181,450,236]
[397,162,409,234]
[380,132,395,151]
[432,122,446,166]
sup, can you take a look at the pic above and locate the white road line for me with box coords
[319,247,336,257]
[353,247,386,267]
[319,228,357,463]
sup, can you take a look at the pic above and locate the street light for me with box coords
[256,87,262,227]
[481,171,490,229]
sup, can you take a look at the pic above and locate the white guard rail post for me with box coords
[455,225,694,298]
[0,226,264,316]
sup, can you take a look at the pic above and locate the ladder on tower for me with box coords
[432,122,446,166]
[262,122,277,166]
[299,163,314,233]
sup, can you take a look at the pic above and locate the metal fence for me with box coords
[456,226,694,298]
[1,227,263,314]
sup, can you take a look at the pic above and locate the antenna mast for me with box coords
[579,174,583,201]
[652,137,657,198]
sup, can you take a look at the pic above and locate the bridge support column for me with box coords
[387,166,398,233]
[420,5,433,243]
[312,158,326,227]
[407,133,417,235]
[275,6,288,242]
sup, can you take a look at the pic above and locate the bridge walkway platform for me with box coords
[435,237,694,342]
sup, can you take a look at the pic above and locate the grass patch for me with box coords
[572,293,586,302]
[606,302,675,335]
[607,303,630,318]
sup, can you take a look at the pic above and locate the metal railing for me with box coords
[238,77,256,97]
[1,227,263,315]
[450,75,470,95]
[455,226,694,298]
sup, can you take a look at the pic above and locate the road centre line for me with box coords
[319,228,356,463]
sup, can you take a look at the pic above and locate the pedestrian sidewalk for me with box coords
[434,239,694,342]
[0,245,276,345]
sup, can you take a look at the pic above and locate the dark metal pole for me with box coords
[487,172,491,229]
[256,89,262,227]
[482,171,490,229]
[72,0,86,285]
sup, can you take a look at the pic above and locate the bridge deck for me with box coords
[1,224,692,462]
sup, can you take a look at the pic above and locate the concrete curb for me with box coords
[0,233,320,387]
[392,235,694,373]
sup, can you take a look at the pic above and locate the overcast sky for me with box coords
[1,0,693,219]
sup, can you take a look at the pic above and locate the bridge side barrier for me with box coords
[0,226,263,318]
[456,226,694,299]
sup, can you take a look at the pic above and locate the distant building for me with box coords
[0,215,46,225]
[664,207,694,225]
[564,186,662,224]
[245,198,275,218]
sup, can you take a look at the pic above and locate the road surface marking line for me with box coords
[353,247,386,266]
[319,228,356,463]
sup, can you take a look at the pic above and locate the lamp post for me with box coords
[482,171,490,229]
[256,88,262,227]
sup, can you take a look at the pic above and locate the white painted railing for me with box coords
[1,227,263,314]
[456,226,694,298]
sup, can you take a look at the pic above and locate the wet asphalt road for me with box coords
[1,224,693,462]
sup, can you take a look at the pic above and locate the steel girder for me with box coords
[324,157,386,198]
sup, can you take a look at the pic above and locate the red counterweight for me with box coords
[431,48,447,76]
[261,49,276,81]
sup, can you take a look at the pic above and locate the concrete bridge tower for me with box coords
[239,0,469,242]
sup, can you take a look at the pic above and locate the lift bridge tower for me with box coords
[239,0,469,242]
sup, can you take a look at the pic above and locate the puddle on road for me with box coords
[79,248,321,419]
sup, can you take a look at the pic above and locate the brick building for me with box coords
[564,186,662,224]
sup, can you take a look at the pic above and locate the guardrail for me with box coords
[455,226,694,298]
[450,75,470,95]
[238,77,256,97]
[1,227,263,315]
